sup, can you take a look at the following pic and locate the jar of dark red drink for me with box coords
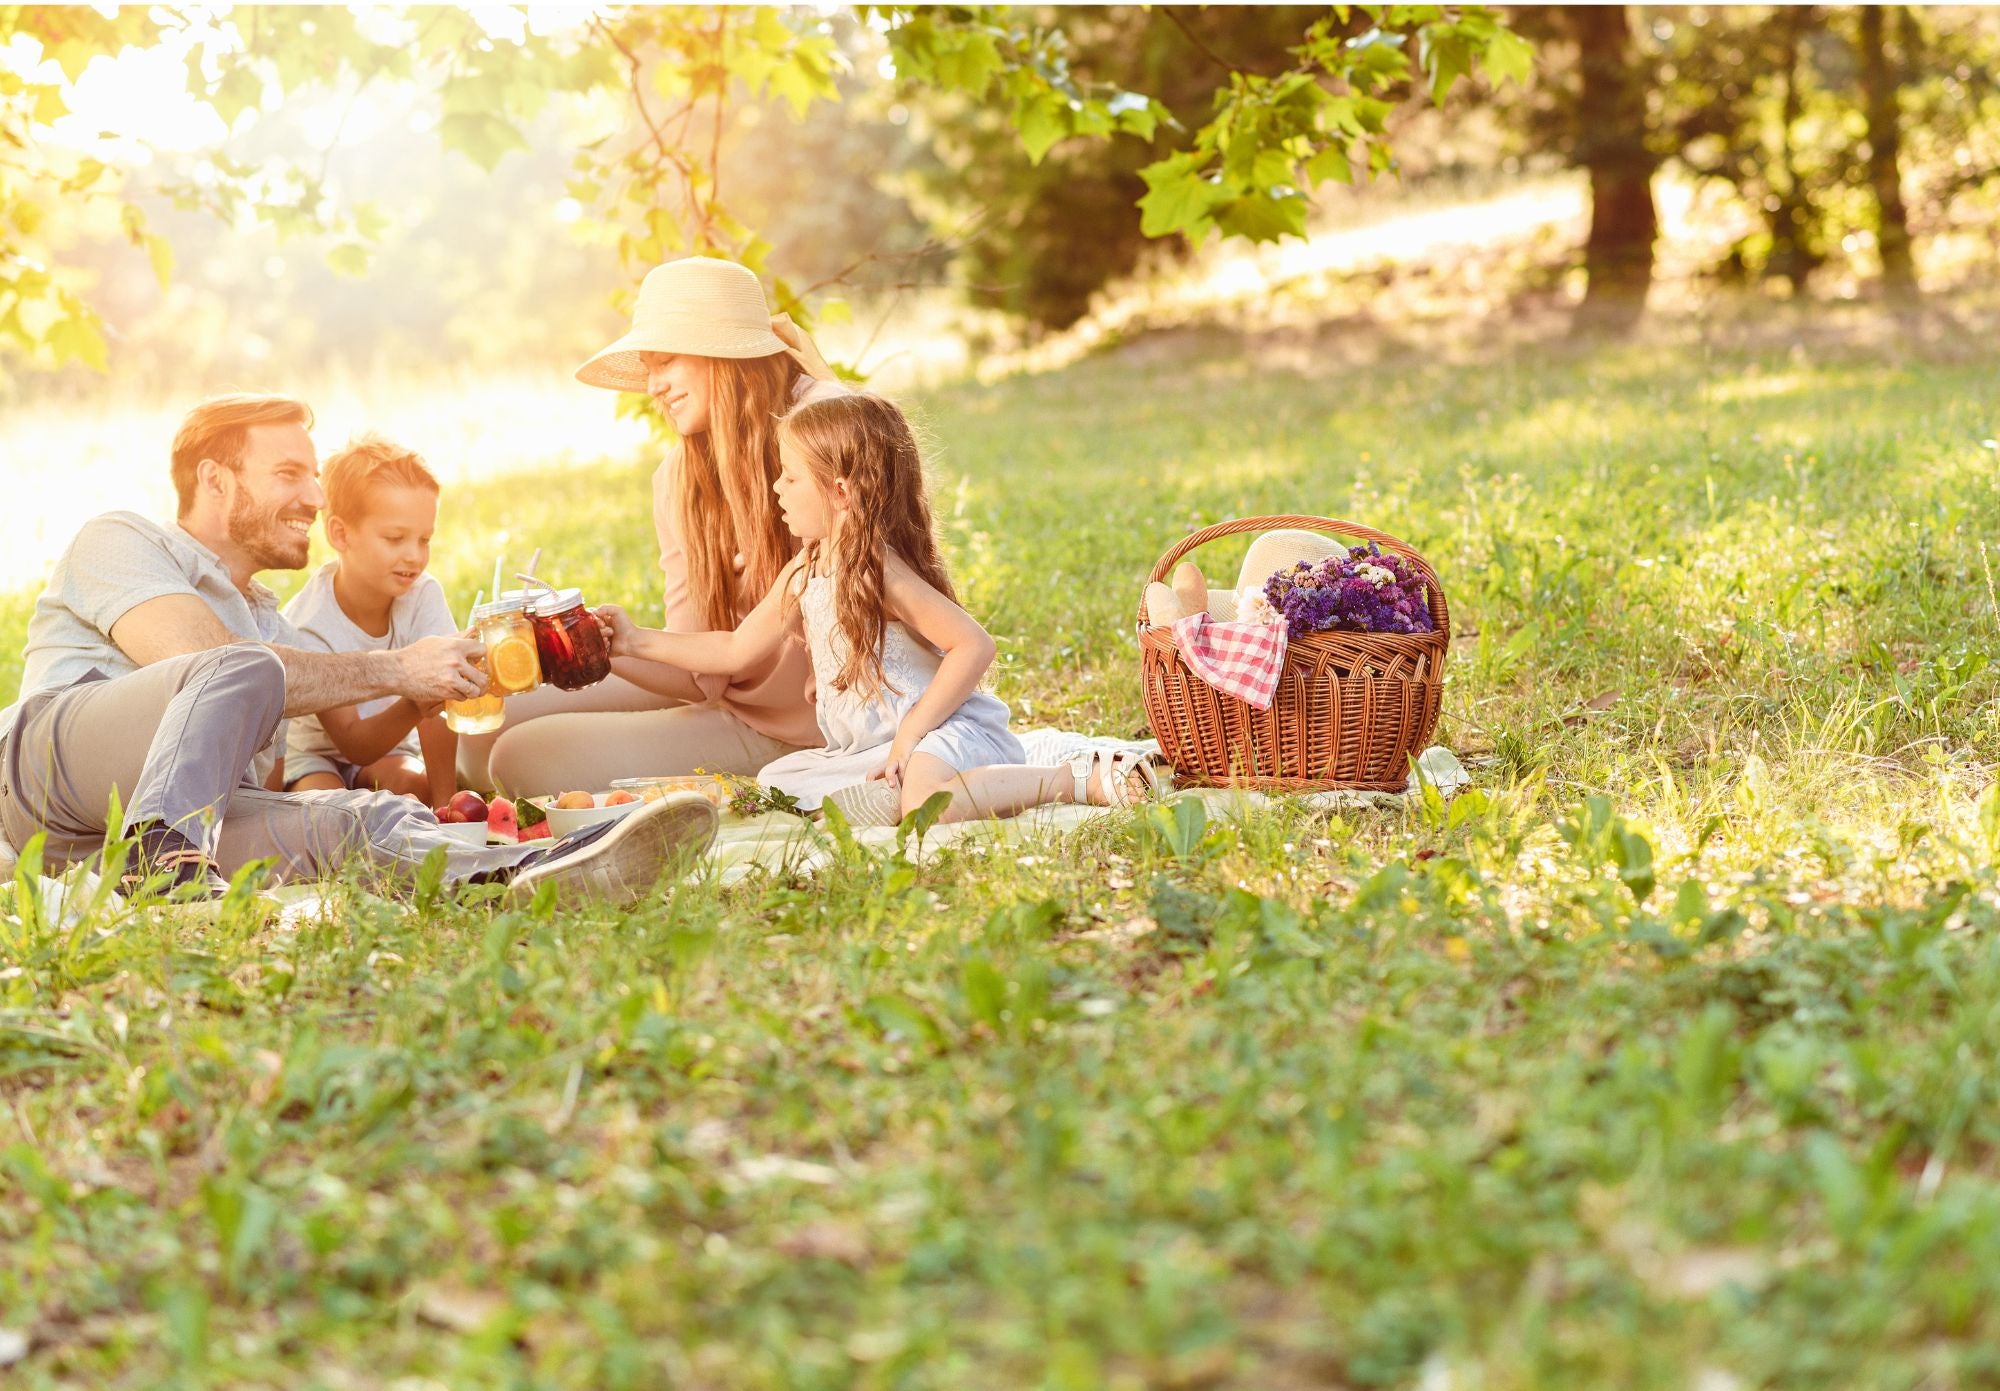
[529,587,613,690]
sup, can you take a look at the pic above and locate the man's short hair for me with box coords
[171,394,315,517]
[321,436,440,524]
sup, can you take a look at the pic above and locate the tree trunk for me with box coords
[1860,5,1919,299]
[1570,5,1658,335]
[1766,6,1817,290]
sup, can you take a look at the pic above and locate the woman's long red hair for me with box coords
[780,393,955,698]
[676,353,806,629]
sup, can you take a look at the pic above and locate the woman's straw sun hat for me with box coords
[576,256,792,392]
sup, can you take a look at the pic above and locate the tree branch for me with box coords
[1162,9,1282,78]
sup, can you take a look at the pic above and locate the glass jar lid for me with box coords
[529,586,585,615]
[470,595,532,623]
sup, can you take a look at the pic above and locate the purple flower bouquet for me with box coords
[1262,543,1436,640]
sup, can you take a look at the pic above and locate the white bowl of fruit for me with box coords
[526,789,648,838]
[429,791,547,845]
[429,790,495,845]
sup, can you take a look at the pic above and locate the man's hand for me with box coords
[394,635,489,704]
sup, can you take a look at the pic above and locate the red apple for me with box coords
[447,790,488,823]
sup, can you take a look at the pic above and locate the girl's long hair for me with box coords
[676,352,806,630]
[781,393,956,698]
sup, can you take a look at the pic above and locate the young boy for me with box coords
[283,437,460,806]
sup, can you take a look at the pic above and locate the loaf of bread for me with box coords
[1171,562,1208,618]
[1145,581,1185,626]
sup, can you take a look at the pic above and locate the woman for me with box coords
[461,256,843,795]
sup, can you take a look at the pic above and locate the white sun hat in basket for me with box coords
[576,256,797,392]
[1143,527,1351,626]
[1232,528,1346,591]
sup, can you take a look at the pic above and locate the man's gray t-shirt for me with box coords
[0,511,299,783]
[282,562,457,767]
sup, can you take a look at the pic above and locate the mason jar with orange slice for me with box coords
[442,652,503,734]
[477,595,542,695]
[445,597,540,734]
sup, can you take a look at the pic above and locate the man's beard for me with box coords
[227,489,312,571]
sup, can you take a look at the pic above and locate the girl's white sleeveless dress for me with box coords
[757,573,1025,809]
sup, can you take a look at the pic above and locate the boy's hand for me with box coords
[593,604,639,658]
[396,635,488,703]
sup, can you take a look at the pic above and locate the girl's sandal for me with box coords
[823,780,904,828]
[1069,749,1173,808]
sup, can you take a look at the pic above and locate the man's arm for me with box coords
[108,594,487,714]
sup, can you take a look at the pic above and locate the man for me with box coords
[0,393,714,903]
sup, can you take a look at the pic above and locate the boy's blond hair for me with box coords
[322,436,439,523]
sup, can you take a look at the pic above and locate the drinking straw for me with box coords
[525,546,542,579]
[490,556,504,603]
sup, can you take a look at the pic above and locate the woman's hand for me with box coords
[770,312,838,382]
[593,604,640,658]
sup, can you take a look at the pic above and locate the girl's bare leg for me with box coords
[900,753,1086,823]
[285,772,345,793]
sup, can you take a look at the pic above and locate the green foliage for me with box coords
[888,5,1524,249]
[885,5,1530,325]
[2,5,1534,370]
[0,8,164,370]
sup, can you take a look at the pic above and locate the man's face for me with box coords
[224,422,323,572]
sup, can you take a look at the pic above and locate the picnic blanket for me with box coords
[705,731,1468,881]
[0,732,1469,914]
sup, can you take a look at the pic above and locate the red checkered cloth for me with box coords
[1170,613,1288,710]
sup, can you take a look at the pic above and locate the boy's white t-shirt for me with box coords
[282,562,459,768]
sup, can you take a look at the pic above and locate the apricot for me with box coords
[604,790,640,805]
[554,790,595,810]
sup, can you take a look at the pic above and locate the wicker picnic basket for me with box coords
[1137,515,1450,792]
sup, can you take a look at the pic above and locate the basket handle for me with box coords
[1135,513,1450,639]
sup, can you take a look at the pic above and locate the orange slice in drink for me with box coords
[489,635,540,692]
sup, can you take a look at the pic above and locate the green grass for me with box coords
[7,324,2000,1388]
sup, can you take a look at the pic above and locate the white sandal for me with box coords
[1068,749,1171,808]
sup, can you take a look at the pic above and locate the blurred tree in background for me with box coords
[1507,5,1997,319]
[921,5,2000,329]
[10,4,2000,395]
[894,6,1460,329]
[0,3,1525,388]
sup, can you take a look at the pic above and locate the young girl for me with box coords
[595,392,1163,825]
